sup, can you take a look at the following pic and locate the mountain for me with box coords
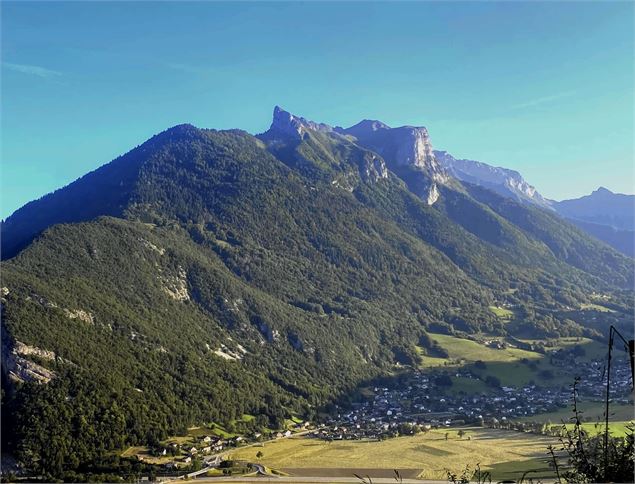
[431,153,634,257]
[548,187,635,257]
[552,187,635,231]
[433,150,552,209]
[2,107,633,479]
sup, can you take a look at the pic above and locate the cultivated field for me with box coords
[518,401,634,437]
[229,427,559,481]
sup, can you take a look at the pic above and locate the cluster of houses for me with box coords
[153,423,311,470]
[576,358,632,401]
[153,435,229,469]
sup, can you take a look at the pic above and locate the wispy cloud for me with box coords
[3,62,62,78]
[510,90,577,110]
[165,62,213,74]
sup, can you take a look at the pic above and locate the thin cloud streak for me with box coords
[3,62,62,78]
[164,62,215,74]
[510,91,577,110]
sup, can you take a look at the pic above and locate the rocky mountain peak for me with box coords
[268,106,333,138]
[334,118,449,205]
[340,121,447,179]
[553,186,634,232]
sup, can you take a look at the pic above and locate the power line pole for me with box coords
[603,325,633,482]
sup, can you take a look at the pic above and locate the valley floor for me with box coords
[228,427,559,481]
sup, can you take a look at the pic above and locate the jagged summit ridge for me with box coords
[266,107,443,175]
[267,106,333,138]
[341,119,391,134]
[260,106,448,205]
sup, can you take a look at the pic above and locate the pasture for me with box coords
[418,333,614,388]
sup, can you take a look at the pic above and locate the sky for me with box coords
[2,1,634,218]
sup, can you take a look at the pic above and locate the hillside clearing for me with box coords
[425,334,541,364]
[489,305,514,319]
[580,303,615,313]
[418,334,616,388]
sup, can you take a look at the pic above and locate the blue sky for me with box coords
[2,1,633,218]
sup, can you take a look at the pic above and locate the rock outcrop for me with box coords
[64,308,95,324]
[1,337,57,384]
[161,266,190,302]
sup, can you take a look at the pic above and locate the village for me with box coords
[311,354,633,442]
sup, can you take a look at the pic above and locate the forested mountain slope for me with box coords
[1,108,633,478]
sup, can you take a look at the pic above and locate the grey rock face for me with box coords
[426,182,440,205]
[434,150,552,209]
[340,121,445,173]
[1,338,56,384]
[360,151,389,182]
[392,126,437,169]
[338,120,448,204]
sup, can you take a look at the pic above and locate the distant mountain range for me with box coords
[433,150,552,209]
[552,188,634,257]
[431,152,634,257]
[1,107,633,479]
[552,187,634,231]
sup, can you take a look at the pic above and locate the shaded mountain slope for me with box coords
[565,218,634,258]
[464,184,633,288]
[0,125,201,259]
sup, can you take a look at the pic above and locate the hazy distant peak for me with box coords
[553,187,635,231]
[593,186,613,195]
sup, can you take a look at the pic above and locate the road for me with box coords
[193,477,449,484]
